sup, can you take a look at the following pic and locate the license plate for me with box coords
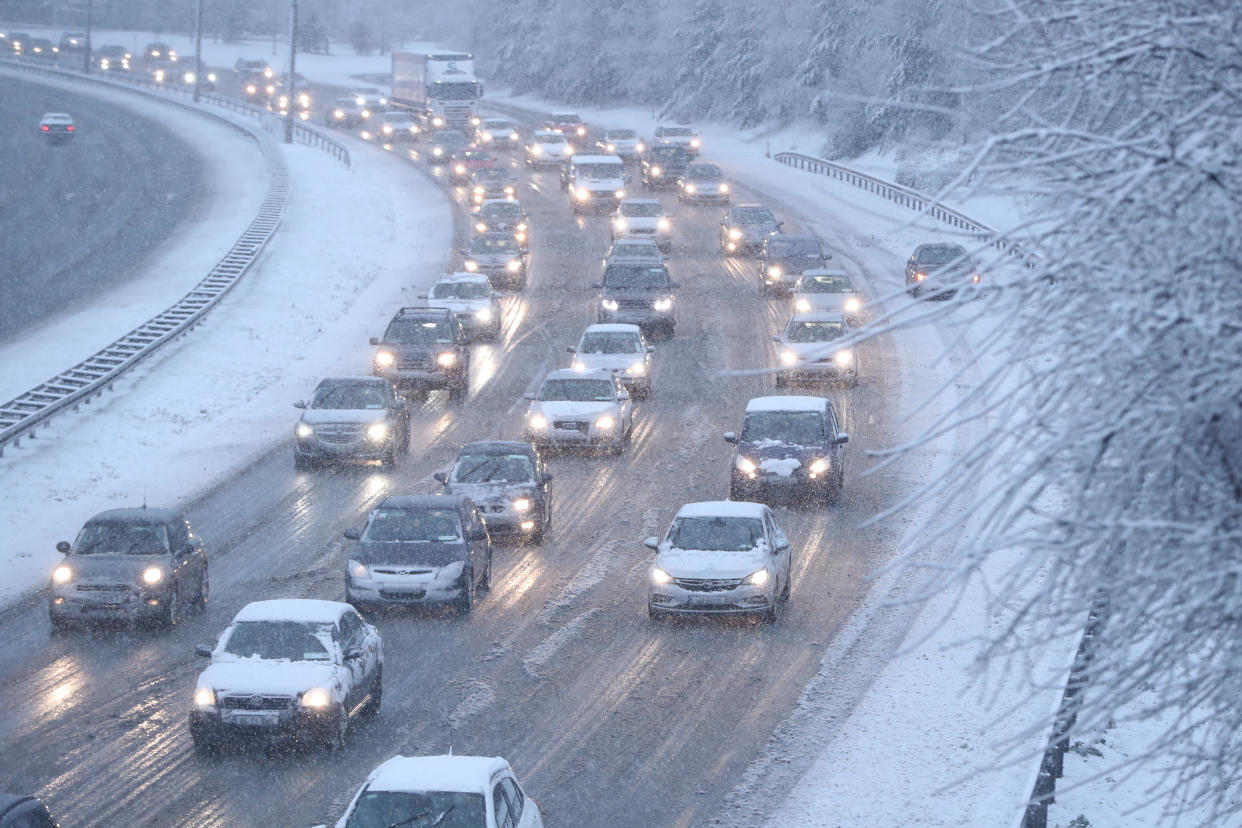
[685,594,723,607]
[227,711,279,727]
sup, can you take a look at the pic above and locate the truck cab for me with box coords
[392,50,484,132]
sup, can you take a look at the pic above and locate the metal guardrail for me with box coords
[0,59,292,455]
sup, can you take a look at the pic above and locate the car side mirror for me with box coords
[646,345,655,353]
[369,337,380,346]
[344,529,361,540]
[542,473,553,483]
[458,248,468,256]
[771,335,781,342]
[618,390,630,401]
[433,471,448,484]
[824,253,833,260]
[835,433,850,445]
[591,282,602,289]
[775,538,790,552]
[566,346,577,353]
[416,293,427,299]
[523,391,536,400]
[195,645,212,658]
[293,400,307,409]
[467,529,488,542]
[344,646,363,661]
[723,431,738,443]
[643,537,659,550]
[56,540,70,554]
[777,220,785,227]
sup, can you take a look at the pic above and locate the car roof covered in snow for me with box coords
[745,395,829,413]
[675,501,767,519]
[377,494,469,511]
[434,272,490,285]
[458,441,536,457]
[231,599,349,625]
[582,323,642,335]
[543,368,611,382]
[366,755,511,795]
[572,154,622,165]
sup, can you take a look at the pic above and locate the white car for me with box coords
[330,754,545,828]
[646,501,792,622]
[596,127,645,160]
[524,129,574,169]
[773,312,859,387]
[188,599,383,754]
[350,86,388,109]
[792,269,864,322]
[420,273,502,342]
[653,125,701,157]
[477,117,520,148]
[568,323,654,398]
[611,198,672,252]
[377,110,420,142]
[523,369,634,453]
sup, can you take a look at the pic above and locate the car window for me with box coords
[801,274,854,293]
[364,508,464,542]
[538,379,614,402]
[689,166,722,179]
[785,320,845,343]
[668,516,764,551]
[432,282,491,299]
[492,782,514,828]
[311,383,387,410]
[740,411,826,445]
[917,244,968,265]
[733,208,775,225]
[384,318,454,344]
[580,332,643,354]
[169,519,191,551]
[471,237,519,254]
[609,129,636,139]
[620,202,663,217]
[338,611,365,648]
[223,621,333,661]
[73,521,170,556]
[452,454,535,483]
[500,778,525,820]
[344,790,485,828]
[603,265,671,289]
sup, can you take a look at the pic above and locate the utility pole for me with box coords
[83,0,93,74]
[284,0,298,144]
[193,0,204,103]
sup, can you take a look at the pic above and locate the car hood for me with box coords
[300,409,389,426]
[480,217,522,230]
[62,554,171,582]
[470,252,519,264]
[796,294,853,312]
[353,540,467,567]
[741,224,779,239]
[770,254,825,271]
[578,176,624,190]
[738,441,818,462]
[655,547,768,580]
[432,298,490,314]
[781,341,853,361]
[531,401,616,419]
[575,354,642,372]
[384,341,450,356]
[622,217,663,230]
[198,659,341,698]
[444,481,538,504]
[601,286,671,298]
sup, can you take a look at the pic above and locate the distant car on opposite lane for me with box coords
[38,113,75,143]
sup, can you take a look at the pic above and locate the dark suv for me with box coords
[594,259,679,339]
[905,243,980,298]
[371,307,470,399]
[435,441,553,544]
[724,396,849,504]
[344,495,493,612]
[641,144,690,189]
[293,377,410,469]
[757,234,830,296]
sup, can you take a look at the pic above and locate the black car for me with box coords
[719,204,782,255]
[0,794,58,827]
[435,441,553,544]
[426,129,469,165]
[757,233,830,296]
[594,258,679,339]
[344,495,493,612]
[370,307,470,399]
[462,231,528,289]
[26,38,56,59]
[640,144,690,188]
[905,243,980,298]
[48,507,209,631]
[472,199,531,251]
[94,44,132,71]
[293,377,410,470]
[724,396,849,504]
[143,42,176,63]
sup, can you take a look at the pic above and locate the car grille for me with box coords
[398,354,435,370]
[552,420,589,432]
[616,298,653,310]
[379,589,428,601]
[675,577,742,592]
[219,694,295,711]
[372,567,434,576]
[315,423,366,443]
[75,583,132,593]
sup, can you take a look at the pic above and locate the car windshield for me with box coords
[432,132,467,147]
[385,319,454,344]
[667,516,763,551]
[480,203,523,220]
[741,411,826,445]
[576,163,621,179]
[452,454,534,483]
[384,114,413,126]
[432,282,490,300]
[483,120,511,130]
[770,239,822,257]
[734,209,775,225]
[457,151,490,163]
[344,791,486,828]
[608,129,637,139]
[223,620,333,661]
[785,320,846,343]
[660,127,694,137]
[649,146,686,161]
[471,237,518,254]
[73,522,170,556]
[536,134,566,145]
[552,115,580,125]
[917,245,969,265]
[475,169,509,182]
[538,379,614,402]
[364,508,463,542]
[688,166,722,180]
[580,332,643,354]
[604,265,670,289]
[310,383,387,410]
[800,274,854,293]
[620,202,663,217]
[609,243,659,258]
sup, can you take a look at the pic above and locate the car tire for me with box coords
[324,706,349,752]
[294,453,313,471]
[479,552,493,591]
[780,572,791,601]
[381,444,396,469]
[775,374,788,388]
[399,425,411,452]
[364,670,383,718]
[448,381,466,402]
[159,584,180,629]
[195,564,209,608]
[647,601,664,621]
[761,601,779,624]
[49,614,72,635]
[458,568,475,613]
[191,729,221,757]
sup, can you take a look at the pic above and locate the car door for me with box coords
[335,612,369,710]
[824,404,846,473]
[465,505,489,571]
[181,517,207,592]
[614,377,632,430]
[764,509,791,590]
[491,779,514,828]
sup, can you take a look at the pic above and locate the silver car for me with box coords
[773,313,859,387]
[420,273,502,342]
[597,127,646,160]
[49,507,209,631]
[567,323,654,398]
[792,269,865,323]
[523,369,634,453]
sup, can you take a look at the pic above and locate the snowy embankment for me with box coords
[0,73,452,608]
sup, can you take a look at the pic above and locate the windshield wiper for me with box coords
[431,806,455,826]
[385,810,432,828]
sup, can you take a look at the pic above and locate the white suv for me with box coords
[611,198,672,252]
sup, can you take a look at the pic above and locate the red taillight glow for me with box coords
[41,125,49,131]
[66,125,74,131]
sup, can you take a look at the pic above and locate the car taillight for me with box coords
[41,125,49,131]
[66,125,74,131]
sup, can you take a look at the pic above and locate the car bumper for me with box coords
[649,585,774,615]
[731,471,832,498]
[681,191,728,204]
[615,228,672,246]
[189,706,340,746]
[295,437,390,462]
[374,366,460,390]
[50,589,168,623]
[597,308,675,329]
[347,574,466,606]
[525,426,622,449]
[475,501,545,534]
[779,363,858,383]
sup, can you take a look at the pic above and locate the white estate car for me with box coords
[523,369,634,453]
[773,312,860,387]
[596,127,645,160]
[329,754,545,828]
[653,124,701,157]
[645,501,792,622]
[524,129,574,168]
[568,323,654,398]
[611,198,672,252]
[188,599,383,754]
[792,269,864,322]
[420,273,502,343]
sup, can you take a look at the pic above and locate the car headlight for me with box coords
[355,96,366,105]
[475,307,494,322]
[650,165,662,176]
[744,568,769,586]
[653,297,673,311]
[780,349,799,366]
[374,351,395,367]
[464,260,479,272]
[809,457,830,474]
[365,422,390,442]
[914,271,927,281]
[690,138,701,148]
[729,228,743,240]
[475,221,488,233]
[528,413,548,430]
[719,183,729,192]
[736,456,757,474]
[349,559,369,579]
[194,687,216,708]
[454,164,466,175]
[515,231,528,244]
[383,125,394,134]
[183,72,195,83]
[685,183,697,193]
[576,126,586,136]
[516,222,528,232]
[834,350,854,367]
[795,298,812,312]
[473,186,485,196]
[601,298,619,311]
[52,565,73,585]
[301,687,330,708]
[433,147,444,156]
[768,266,783,279]
[572,361,587,372]
[504,186,515,196]
[432,116,444,127]
[657,218,671,231]
[509,132,519,141]
[470,116,481,126]
[295,422,314,439]
[506,259,522,272]
[614,218,628,231]
[575,188,590,201]
[627,362,646,375]
[437,352,457,367]
[565,146,574,155]
[513,498,532,512]
[333,109,344,119]
[530,146,542,156]
[635,141,646,152]
[606,143,616,152]
[298,93,309,106]
[208,72,217,83]
[595,415,615,430]
[248,84,258,95]
[614,189,625,199]
[142,567,164,585]
[651,567,673,585]
[844,297,861,312]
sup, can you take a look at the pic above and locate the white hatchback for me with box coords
[611,198,672,252]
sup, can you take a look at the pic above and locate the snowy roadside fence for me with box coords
[772,152,1036,267]
[0,63,290,457]
[0,56,350,168]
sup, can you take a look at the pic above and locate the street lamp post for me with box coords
[193,0,204,103]
[284,0,298,144]
[83,0,93,74]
